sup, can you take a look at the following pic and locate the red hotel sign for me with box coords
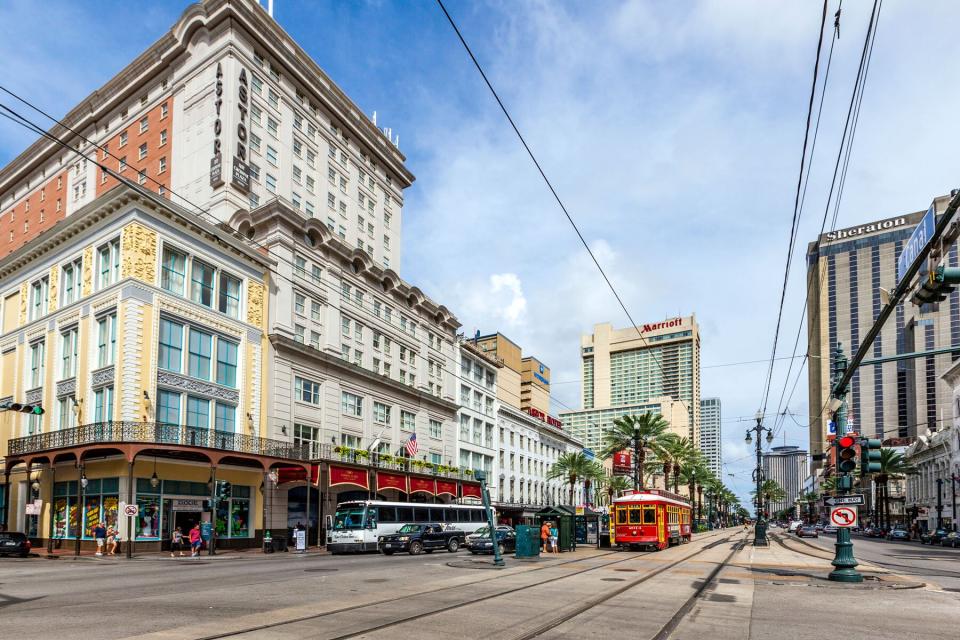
[641,318,682,333]
[613,452,632,474]
[409,477,436,495]
[436,480,458,497]
[377,472,408,493]
[329,465,369,490]
[462,483,482,499]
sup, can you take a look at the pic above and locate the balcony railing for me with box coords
[314,443,476,481]
[7,422,311,460]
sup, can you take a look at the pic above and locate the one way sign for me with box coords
[824,494,865,507]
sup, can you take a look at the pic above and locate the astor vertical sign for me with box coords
[209,63,225,188]
[231,67,250,193]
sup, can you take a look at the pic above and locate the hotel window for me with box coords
[119,132,128,147]
[218,273,241,319]
[251,104,262,124]
[138,170,147,185]
[354,322,363,340]
[306,149,316,167]
[138,143,147,160]
[295,293,306,315]
[215,403,236,432]
[96,238,120,290]
[338,225,346,240]
[339,202,347,217]
[327,192,336,209]
[249,132,260,152]
[216,339,238,388]
[158,319,183,372]
[305,201,315,217]
[249,162,261,182]
[311,301,321,322]
[328,167,336,183]
[97,313,117,368]
[357,215,364,231]
[58,396,77,430]
[267,117,279,137]
[248,192,259,208]
[251,73,263,93]
[294,256,306,277]
[294,324,305,343]
[293,140,302,157]
[353,349,363,366]
[157,390,180,426]
[266,145,278,166]
[373,300,381,317]
[269,64,280,82]
[160,129,168,146]
[293,112,303,130]
[139,116,149,134]
[339,176,347,192]
[160,102,168,119]
[60,257,83,306]
[295,376,321,404]
[401,410,416,432]
[306,176,315,193]
[267,89,279,109]
[373,402,391,425]
[294,423,320,458]
[60,327,78,379]
[341,316,350,337]
[186,396,210,429]
[309,331,321,349]
[292,192,302,210]
[190,259,216,307]
[94,386,114,422]
[266,173,277,193]
[341,391,362,417]
[292,166,302,184]
[158,157,167,173]
[29,341,44,388]
[187,329,213,380]
[30,276,49,320]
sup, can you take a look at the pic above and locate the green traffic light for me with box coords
[31,405,44,415]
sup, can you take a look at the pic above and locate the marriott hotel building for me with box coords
[806,194,958,469]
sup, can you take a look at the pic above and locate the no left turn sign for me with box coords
[830,506,857,528]
[123,504,139,518]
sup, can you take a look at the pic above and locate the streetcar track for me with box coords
[196,531,733,639]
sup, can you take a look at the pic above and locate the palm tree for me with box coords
[546,451,595,504]
[659,436,697,494]
[874,449,917,530]
[602,475,632,506]
[600,413,673,490]
[752,479,786,519]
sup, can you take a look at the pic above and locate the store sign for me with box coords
[826,216,907,243]
[436,480,458,497]
[462,483,482,499]
[329,465,369,490]
[376,472,408,493]
[277,467,307,484]
[209,62,250,193]
[171,499,205,511]
[25,499,42,515]
[410,477,436,495]
[210,63,225,188]
[613,452,632,474]
[641,318,683,333]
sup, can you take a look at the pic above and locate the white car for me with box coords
[823,525,838,533]
[788,521,803,533]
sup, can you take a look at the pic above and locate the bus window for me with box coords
[429,508,445,522]
[332,505,365,530]
[396,506,413,522]
[378,507,397,523]
[643,507,656,524]
[629,507,642,524]
[472,510,485,523]
[616,507,627,525]
[414,507,429,522]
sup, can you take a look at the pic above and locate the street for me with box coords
[2,529,960,640]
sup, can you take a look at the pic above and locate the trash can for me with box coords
[263,531,274,553]
[514,525,541,558]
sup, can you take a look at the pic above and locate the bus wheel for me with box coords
[409,541,423,555]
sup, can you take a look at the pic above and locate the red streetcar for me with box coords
[610,489,693,550]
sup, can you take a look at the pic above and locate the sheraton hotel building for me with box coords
[806,194,958,469]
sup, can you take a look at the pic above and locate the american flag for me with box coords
[404,433,418,457]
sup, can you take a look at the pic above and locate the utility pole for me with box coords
[633,425,641,492]
[745,410,773,546]
[827,343,862,583]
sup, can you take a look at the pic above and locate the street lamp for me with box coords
[633,425,641,492]
[745,409,773,547]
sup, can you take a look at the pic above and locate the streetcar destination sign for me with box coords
[824,494,864,507]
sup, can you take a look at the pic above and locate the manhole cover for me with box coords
[364,578,389,583]
[304,568,340,573]
[601,578,626,582]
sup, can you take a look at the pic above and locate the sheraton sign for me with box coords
[824,216,907,243]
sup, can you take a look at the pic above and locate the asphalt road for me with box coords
[790,529,960,591]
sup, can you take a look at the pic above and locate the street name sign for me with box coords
[897,204,935,284]
[830,506,858,528]
[824,494,865,507]
[123,504,139,517]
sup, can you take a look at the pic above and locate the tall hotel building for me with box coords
[0,0,485,552]
[806,194,958,469]
[761,445,807,514]
[699,398,722,478]
[560,317,700,453]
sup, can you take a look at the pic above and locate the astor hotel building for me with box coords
[0,0,484,551]
[806,194,959,470]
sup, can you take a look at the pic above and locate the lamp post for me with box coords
[745,409,773,546]
[952,474,959,532]
[633,425,641,492]
[936,477,944,531]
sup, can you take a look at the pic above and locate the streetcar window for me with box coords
[396,507,413,522]
[616,507,627,525]
[378,507,397,523]
[414,507,429,522]
[628,507,642,524]
[643,507,656,524]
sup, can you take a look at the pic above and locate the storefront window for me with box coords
[136,496,162,538]
[215,500,229,538]
[54,498,68,538]
[231,499,249,537]
[84,496,101,537]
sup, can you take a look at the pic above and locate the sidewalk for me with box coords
[33,545,317,562]
[673,531,959,640]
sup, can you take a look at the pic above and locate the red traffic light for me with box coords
[838,435,855,448]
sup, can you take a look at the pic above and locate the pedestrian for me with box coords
[93,521,107,556]
[170,526,185,557]
[189,523,202,557]
[114,529,123,555]
[106,525,117,555]
[549,523,559,554]
[540,521,550,553]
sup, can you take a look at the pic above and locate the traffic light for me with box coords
[221,481,232,500]
[912,266,960,305]
[837,435,857,473]
[0,401,44,415]
[860,438,882,474]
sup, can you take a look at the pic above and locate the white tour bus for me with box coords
[325,500,493,553]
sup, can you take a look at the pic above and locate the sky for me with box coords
[2,0,960,511]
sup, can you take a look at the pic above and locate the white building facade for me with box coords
[761,445,808,515]
[455,339,499,495]
[700,398,722,478]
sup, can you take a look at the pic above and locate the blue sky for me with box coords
[3,0,960,510]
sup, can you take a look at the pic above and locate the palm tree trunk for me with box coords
[637,449,646,490]
[673,469,680,494]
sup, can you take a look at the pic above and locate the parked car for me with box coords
[823,525,838,534]
[788,521,803,533]
[863,527,886,538]
[796,526,819,538]
[920,528,948,545]
[940,531,960,548]
[467,526,517,555]
[0,532,31,558]
[379,523,465,555]
[887,529,911,542]
[815,523,825,531]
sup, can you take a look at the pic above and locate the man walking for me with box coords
[93,521,107,556]
[189,523,203,557]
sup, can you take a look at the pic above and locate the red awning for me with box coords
[409,476,436,495]
[310,464,320,487]
[462,482,482,499]
[376,471,408,493]
[436,479,458,497]
[329,465,369,490]
[276,467,307,484]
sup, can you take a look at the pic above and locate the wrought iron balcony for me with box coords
[313,443,476,480]
[6,422,311,460]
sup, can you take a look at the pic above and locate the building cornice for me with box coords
[270,333,460,415]
[498,403,583,447]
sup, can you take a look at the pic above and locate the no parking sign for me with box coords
[123,504,139,518]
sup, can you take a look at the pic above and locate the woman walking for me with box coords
[170,526,185,557]
[549,523,559,554]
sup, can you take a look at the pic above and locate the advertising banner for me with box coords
[376,472,408,493]
[329,465,369,490]
[409,477,436,495]
[461,483,482,499]
[436,480,458,497]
